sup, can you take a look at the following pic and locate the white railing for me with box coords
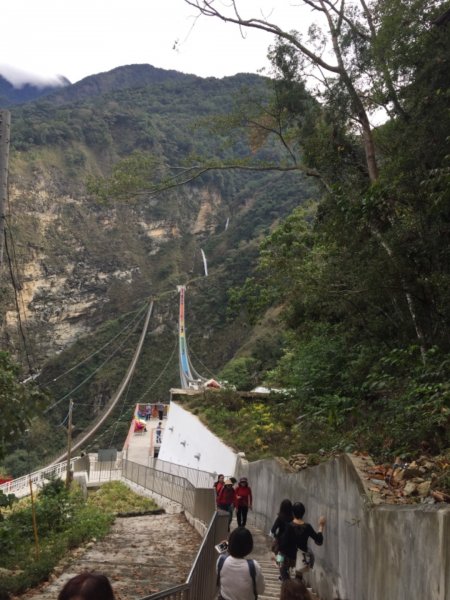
[0,459,76,498]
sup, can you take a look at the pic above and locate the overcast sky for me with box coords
[0,0,313,88]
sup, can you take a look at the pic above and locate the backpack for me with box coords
[216,554,258,599]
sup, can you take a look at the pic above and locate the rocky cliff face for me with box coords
[2,160,226,362]
[0,65,304,375]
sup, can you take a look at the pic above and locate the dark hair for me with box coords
[279,499,293,520]
[292,502,306,519]
[58,573,115,600]
[230,477,237,484]
[279,577,311,600]
[228,527,253,558]
[217,474,224,480]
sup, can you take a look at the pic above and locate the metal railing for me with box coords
[0,459,77,498]
[146,457,215,488]
[123,459,201,517]
[87,455,122,483]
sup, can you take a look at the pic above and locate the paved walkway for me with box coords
[11,513,201,600]
[125,416,163,465]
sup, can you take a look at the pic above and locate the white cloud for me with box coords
[0,64,67,89]
[0,1,313,85]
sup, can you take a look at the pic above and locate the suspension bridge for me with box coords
[1,284,218,493]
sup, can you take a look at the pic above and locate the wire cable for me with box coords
[3,229,34,375]
[40,301,148,386]
[134,333,179,403]
[44,308,148,414]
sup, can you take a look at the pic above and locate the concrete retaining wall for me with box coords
[158,401,238,475]
[238,454,450,600]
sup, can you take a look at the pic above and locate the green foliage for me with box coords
[0,477,157,597]
[219,357,261,392]
[0,352,47,459]
[88,481,158,514]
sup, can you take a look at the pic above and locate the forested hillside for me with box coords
[0,65,315,474]
[177,0,450,477]
[1,0,450,490]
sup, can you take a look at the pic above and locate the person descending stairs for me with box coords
[245,527,320,600]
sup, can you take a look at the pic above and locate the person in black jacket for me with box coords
[270,498,293,555]
[278,502,326,581]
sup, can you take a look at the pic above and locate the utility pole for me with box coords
[29,475,40,559]
[0,110,11,267]
[65,399,74,489]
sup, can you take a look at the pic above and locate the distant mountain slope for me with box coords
[0,74,70,107]
[45,64,199,105]
[0,63,315,467]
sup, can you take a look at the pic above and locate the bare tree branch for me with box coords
[184,0,341,73]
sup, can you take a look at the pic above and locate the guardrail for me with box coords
[0,459,77,498]
[146,457,215,488]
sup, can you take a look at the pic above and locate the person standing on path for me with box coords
[217,478,236,531]
[214,474,225,499]
[157,401,165,421]
[278,502,326,581]
[216,527,265,600]
[156,422,163,444]
[235,477,252,527]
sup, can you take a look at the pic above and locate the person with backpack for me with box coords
[235,477,253,527]
[216,527,265,600]
[278,502,326,581]
[217,478,236,531]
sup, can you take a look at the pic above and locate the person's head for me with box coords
[292,502,306,519]
[230,477,237,484]
[224,478,233,487]
[279,576,311,600]
[279,499,293,519]
[228,527,253,558]
[239,477,248,486]
[217,474,224,482]
[58,573,115,600]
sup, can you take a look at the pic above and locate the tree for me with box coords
[0,352,45,459]
[184,0,449,361]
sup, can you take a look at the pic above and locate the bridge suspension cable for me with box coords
[48,300,154,465]
[177,285,208,389]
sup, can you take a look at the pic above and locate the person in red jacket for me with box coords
[217,478,236,531]
[235,477,253,527]
[214,474,225,499]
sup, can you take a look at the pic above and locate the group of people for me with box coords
[213,473,327,600]
[270,499,326,582]
[216,520,323,600]
[57,486,325,600]
[214,473,253,529]
[143,402,165,421]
